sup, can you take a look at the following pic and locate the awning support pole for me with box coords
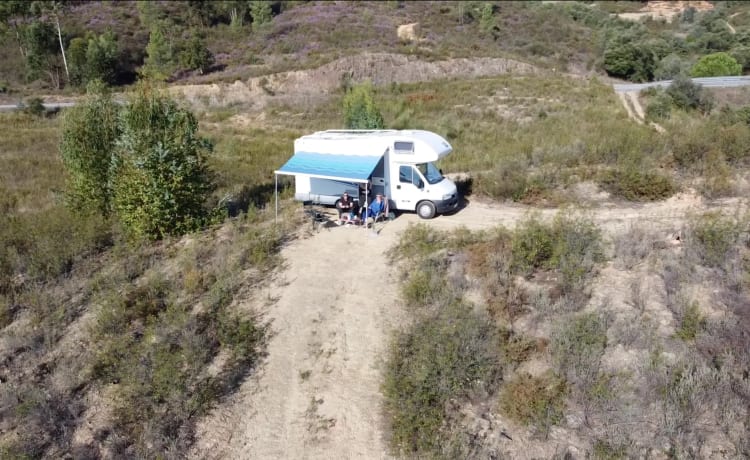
[275,174,278,224]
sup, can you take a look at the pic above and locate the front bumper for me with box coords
[435,195,459,214]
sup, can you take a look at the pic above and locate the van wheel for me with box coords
[417,201,436,219]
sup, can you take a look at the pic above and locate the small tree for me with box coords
[140,21,175,81]
[249,1,272,30]
[112,84,215,240]
[67,35,88,87]
[342,82,385,129]
[23,20,62,87]
[690,52,742,77]
[479,3,495,34]
[178,31,214,74]
[86,31,119,84]
[60,80,120,216]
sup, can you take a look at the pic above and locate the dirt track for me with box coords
[190,190,746,459]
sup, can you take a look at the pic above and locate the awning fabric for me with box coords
[275,152,381,182]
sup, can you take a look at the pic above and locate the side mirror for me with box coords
[418,180,424,189]
[439,169,443,175]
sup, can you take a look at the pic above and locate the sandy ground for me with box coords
[189,190,746,460]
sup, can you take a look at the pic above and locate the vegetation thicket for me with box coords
[385,211,750,458]
[2,1,750,94]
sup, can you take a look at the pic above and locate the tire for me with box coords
[416,200,436,219]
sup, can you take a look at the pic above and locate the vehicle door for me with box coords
[390,164,426,210]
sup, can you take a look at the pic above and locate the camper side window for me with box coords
[394,141,414,154]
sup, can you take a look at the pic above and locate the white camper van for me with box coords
[275,130,459,219]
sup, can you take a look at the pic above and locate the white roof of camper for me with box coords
[294,129,452,157]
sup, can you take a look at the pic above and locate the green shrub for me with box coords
[60,81,121,216]
[400,257,453,309]
[20,97,46,118]
[593,439,628,460]
[388,223,446,262]
[644,90,673,121]
[476,165,552,203]
[597,168,676,201]
[688,212,742,268]
[674,301,706,341]
[511,214,604,292]
[383,302,501,455]
[498,372,567,434]
[550,312,607,390]
[690,52,742,77]
[549,214,605,293]
[511,217,555,273]
[666,76,714,113]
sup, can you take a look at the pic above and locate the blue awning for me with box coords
[275,152,381,182]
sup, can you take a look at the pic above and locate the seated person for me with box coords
[363,194,387,225]
[336,192,356,224]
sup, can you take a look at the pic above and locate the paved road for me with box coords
[613,75,750,93]
[0,101,77,112]
[1,75,748,111]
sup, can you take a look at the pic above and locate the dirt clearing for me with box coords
[190,190,745,459]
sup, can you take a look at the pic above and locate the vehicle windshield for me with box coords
[416,163,443,185]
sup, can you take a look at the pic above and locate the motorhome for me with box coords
[275,130,459,219]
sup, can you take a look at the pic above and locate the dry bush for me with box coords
[614,225,657,270]
[685,212,743,269]
[498,372,567,437]
[550,312,609,426]
[628,277,648,314]
[383,302,502,456]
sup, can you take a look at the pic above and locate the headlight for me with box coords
[442,193,453,201]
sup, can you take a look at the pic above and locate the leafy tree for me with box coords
[250,0,273,30]
[690,51,742,77]
[136,0,164,30]
[654,53,690,80]
[60,81,121,216]
[140,21,175,81]
[178,31,214,74]
[67,32,119,87]
[112,84,215,240]
[342,82,385,129]
[30,1,69,81]
[67,35,88,86]
[86,31,119,84]
[23,20,63,87]
[602,41,656,82]
[730,45,750,72]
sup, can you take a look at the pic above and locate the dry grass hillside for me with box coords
[2,1,750,459]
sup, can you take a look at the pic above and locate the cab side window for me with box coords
[399,165,423,188]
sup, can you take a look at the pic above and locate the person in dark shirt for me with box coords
[336,191,356,224]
